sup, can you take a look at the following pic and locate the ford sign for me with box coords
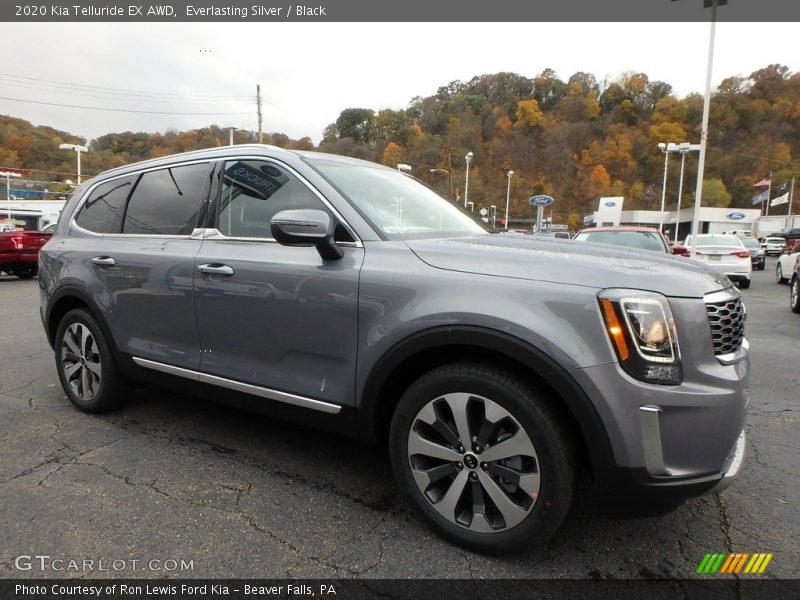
[604,201,617,207]
[529,195,554,207]
[726,212,746,220]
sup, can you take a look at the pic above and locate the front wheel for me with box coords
[791,277,800,314]
[739,278,751,289]
[55,308,126,413]
[389,363,575,554]
[777,264,787,284]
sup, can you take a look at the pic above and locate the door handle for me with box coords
[91,256,116,266]
[198,263,234,276]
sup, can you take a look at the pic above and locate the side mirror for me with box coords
[270,209,344,261]
[672,245,690,256]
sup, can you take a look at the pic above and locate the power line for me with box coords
[0,79,254,105]
[0,72,252,101]
[0,96,251,116]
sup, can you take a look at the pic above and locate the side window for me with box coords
[217,160,330,239]
[74,175,136,233]
[123,163,211,235]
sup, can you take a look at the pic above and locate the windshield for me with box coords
[307,158,490,240]
[574,230,667,252]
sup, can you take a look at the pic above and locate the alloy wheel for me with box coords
[792,279,799,310]
[60,323,102,401]
[407,392,540,533]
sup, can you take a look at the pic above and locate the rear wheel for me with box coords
[55,308,126,413]
[791,277,800,314]
[389,363,575,554]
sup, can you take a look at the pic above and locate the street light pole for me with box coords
[0,171,21,220]
[464,152,473,208]
[59,143,89,184]
[505,170,514,230]
[658,143,672,231]
[690,0,721,258]
[674,143,701,244]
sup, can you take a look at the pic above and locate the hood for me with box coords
[405,234,733,298]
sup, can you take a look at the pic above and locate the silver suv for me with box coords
[39,146,748,554]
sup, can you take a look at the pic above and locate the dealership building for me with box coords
[585,197,797,241]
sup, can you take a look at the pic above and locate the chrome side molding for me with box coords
[132,357,342,415]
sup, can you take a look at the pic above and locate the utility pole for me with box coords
[788,177,795,226]
[764,171,773,217]
[256,84,263,143]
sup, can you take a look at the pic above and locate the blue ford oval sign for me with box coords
[529,195,554,207]
[726,211,746,220]
[604,201,617,207]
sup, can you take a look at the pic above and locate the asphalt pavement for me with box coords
[0,262,798,580]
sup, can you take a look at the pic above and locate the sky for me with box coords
[0,22,797,144]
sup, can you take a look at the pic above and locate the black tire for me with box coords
[389,363,575,554]
[54,308,126,413]
[739,278,751,289]
[791,277,800,314]
[777,264,787,284]
[12,265,37,279]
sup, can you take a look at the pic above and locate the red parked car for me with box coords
[0,228,53,279]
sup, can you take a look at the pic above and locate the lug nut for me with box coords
[469,472,478,481]
[455,462,464,470]
[481,462,488,470]
[458,446,465,453]
[473,444,482,453]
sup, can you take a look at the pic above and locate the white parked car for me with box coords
[684,234,752,289]
[776,243,800,284]
[762,236,787,256]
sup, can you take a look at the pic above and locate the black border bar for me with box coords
[2,0,799,23]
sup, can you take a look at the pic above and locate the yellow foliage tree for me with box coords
[515,99,544,128]
[381,142,406,167]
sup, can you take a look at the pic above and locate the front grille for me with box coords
[705,297,746,356]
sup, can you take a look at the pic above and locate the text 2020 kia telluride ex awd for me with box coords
[40,146,748,554]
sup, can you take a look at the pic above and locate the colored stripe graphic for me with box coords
[697,552,773,574]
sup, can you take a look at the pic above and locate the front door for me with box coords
[193,158,363,408]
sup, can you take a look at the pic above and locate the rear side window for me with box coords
[123,163,211,235]
[75,175,136,234]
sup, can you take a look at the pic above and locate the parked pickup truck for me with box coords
[0,230,52,279]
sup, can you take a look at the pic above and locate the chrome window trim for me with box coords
[195,227,363,248]
[132,357,342,415]
[209,155,362,246]
[69,158,216,239]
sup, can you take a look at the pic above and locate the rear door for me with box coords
[70,161,213,370]
[193,157,363,409]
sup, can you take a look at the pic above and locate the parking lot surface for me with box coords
[1,262,798,579]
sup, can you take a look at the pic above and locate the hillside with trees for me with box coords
[1,64,798,228]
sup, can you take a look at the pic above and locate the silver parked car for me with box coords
[39,146,749,554]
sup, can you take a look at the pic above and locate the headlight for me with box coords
[598,289,682,385]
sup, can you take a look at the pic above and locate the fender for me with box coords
[356,325,615,479]
[44,284,117,353]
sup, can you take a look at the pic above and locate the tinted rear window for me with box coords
[123,163,211,235]
[75,176,136,234]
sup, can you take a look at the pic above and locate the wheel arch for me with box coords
[45,286,119,357]
[357,326,614,480]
